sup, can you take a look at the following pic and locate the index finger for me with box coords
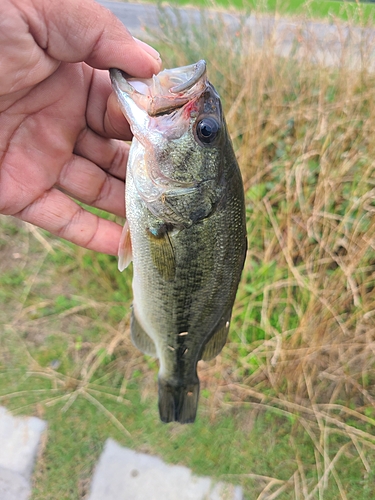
[24,0,161,76]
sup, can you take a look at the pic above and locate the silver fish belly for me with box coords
[110,60,247,423]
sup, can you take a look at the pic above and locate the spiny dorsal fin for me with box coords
[130,310,157,357]
[201,317,231,361]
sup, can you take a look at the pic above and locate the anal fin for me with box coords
[130,310,157,357]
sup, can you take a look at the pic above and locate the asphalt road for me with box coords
[98,1,161,37]
[97,0,375,71]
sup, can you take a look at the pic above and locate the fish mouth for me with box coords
[110,60,207,117]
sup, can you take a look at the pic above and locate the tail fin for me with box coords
[158,379,199,424]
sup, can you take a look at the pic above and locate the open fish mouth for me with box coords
[110,60,207,116]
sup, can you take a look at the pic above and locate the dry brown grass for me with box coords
[154,8,375,496]
[157,7,375,388]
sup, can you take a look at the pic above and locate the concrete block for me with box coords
[0,406,47,478]
[0,467,30,500]
[89,438,243,500]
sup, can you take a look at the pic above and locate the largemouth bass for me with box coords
[110,61,247,424]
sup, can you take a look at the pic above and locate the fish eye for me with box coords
[196,117,220,145]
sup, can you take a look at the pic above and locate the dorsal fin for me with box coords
[201,316,231,361]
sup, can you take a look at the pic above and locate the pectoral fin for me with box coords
[118,220,132,272]
[130,310,157,357]
[201,316,231,361]
[147,226,176,281]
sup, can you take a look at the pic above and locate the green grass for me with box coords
[2,6,375,500]
[0,224,303,499]
[2,303,375,499]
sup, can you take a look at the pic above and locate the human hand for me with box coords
[0,0,161,254]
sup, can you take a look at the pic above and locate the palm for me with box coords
[0,0,161,254]
[0,62,129,254]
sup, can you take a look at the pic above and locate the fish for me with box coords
[110,60,247,424]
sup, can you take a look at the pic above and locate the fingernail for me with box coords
[133,37,161,61]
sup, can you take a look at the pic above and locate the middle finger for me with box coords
[74,127,129,180]
[57,153,126,217]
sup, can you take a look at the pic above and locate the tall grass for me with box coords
[155,7,375,495]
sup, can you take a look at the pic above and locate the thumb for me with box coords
[24,0,161,77]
